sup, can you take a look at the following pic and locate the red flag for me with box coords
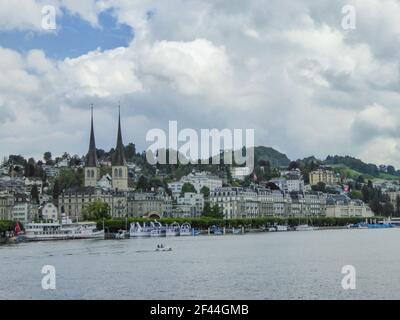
[15,222,21,235]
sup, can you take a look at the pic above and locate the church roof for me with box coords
[86,105,98,167]
[112,106,126,166]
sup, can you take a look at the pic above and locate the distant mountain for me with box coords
[253,146,291,168]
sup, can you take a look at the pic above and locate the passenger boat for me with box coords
[24,215,104,241]
[179,223,192,236]
[150,221,165,237]
[130,222,153,237]
[295,224,315,231]
[165,222,180,236]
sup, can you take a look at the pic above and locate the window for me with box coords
[119,168,123,177]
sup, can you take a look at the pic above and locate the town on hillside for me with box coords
[0,111,399,225]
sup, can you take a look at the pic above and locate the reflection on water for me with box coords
[1,228,400,300]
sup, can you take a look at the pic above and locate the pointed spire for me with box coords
[86,104,98,167]
[112,103,126,166]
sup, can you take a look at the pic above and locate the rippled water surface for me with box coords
[1,228,400,299]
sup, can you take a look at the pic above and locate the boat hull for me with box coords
[25,230,105,241]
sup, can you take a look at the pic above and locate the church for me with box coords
[84,105,129,191]
[58,106,173,221]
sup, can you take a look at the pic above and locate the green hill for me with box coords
[253,146,291,168]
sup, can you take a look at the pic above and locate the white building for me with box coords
[231,167,251,181]
[12,202,31,224]
[270,169,304,193]
[41,202,58,221]
[177,192,204,217]
[168,171,223,196]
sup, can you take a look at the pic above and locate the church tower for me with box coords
[84,105,100,187]
[112,106,128,191]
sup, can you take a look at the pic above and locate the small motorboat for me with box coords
[114,230,128,240]
[155,244,172,252]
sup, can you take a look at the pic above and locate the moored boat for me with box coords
[25,215,104,241]
[179,223,192,236]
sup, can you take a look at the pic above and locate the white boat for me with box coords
[155,244,172,252]
[179,223,192,236]
[295,224,315,231]
[267,226,277,232]
[150,221,165,237]
[115,229,128,239]
[276,225,288,232]
[25,215,104,241]
[130,222,152,237]
[165,222,180,236]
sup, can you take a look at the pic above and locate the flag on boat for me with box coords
[15,221,21,235]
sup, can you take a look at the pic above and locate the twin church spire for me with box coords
[85,104,128,191]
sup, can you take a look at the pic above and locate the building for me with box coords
[12,202,31,224]
[309,168,340,186]
[83,105,129,191]
[84,105,100,187]
[269,169,304,192]
[111,107,129,191]
[0,192,14,220]
[177,192,204,217]
[325,194,373,218]
[127,192,171,218]
[168,171,223,196]
[41,202,58,221]
[231,167,251,181]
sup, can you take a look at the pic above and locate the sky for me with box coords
[1,0,400,166]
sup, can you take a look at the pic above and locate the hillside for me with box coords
[253,146,291,168]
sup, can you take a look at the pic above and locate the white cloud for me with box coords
[2,0,400,167]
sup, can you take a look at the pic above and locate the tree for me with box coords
[288,161,299,170]
[31,185,39,204]
[52,180,60,202]
[312,182,326,192]
[382,202,394,217]
[181,182,196,195]
[211,204,224,218]
[200,186,210,199]
[136,175,149,191]
[82,201,110,220]
[43,152,52,163]
[396,195,400,217]
[387,165,396,175]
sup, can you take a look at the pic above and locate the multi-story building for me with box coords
[210,187,362,219]
[269,169,304,193]
[127,192,171,218]
[41,202,58,221]
[325,194,373,217]
[0,192,14,220]
[177,192,204,217]
[309,168,340,186]
[11,202,31,224]
[168,171,223,196]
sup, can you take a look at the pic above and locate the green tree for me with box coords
[31,185,39,204]
[52,180,60,202]
[200,186,210,199]
[43,152,52,163]
[82,201,110,220]
[383,202,394,217]
[181,182,196,195]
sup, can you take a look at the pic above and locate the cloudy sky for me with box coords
[1,0,400,166]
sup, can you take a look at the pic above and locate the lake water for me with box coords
[1,228,400,300]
